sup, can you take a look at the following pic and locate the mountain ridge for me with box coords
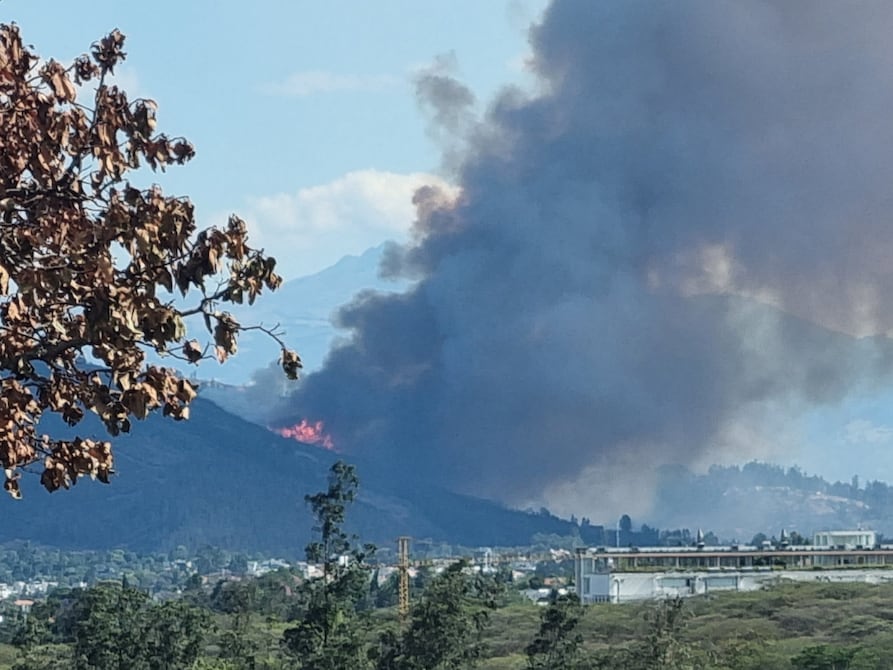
[0,397,579,553]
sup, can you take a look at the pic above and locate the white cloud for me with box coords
[843,418,893,446]
[262,70,399,97]
[243,169,457,278]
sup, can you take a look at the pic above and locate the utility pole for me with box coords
[398,536,410,621]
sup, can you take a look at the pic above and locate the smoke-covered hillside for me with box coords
[257,1,893,520]
[648,462,891,542]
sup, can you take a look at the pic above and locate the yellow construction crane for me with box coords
[398,536,410,620]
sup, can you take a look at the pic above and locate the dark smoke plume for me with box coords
[274,0,893,516]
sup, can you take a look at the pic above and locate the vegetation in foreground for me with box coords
[2,13,888,670]
[5,566,893,668]
[0,462,891,669]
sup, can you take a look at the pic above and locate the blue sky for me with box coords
[6,0,547,275]
[8,1,893,491]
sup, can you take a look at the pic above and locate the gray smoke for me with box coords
[274,0,893,516]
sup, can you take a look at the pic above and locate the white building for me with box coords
[577,568,893,604]
[575,532,893,604]
[579,571,749,603]
[812,530,876,549]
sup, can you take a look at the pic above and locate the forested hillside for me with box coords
[651,462,892,541]
[1,398,581,553]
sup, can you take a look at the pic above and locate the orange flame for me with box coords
[273,419,335,451]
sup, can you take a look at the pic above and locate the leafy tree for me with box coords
[370,572,400,610]
[526,591,584,670]
[190,661,241,670]
[228,553,249,576]
[376,561,500,670]
[789,531,811,546]
[12,644,74,670]
[212,580,258,668]
[181,573,210,609]
[750,533,768,547]
[142,599,209,670]
[637,596,692,670]
[0,24,300,497]
[195,545,227,575]
[56,582,209,670]
[411,565,437,595]
[11,614,52,651]
[70,583,149,670]
[791,645,857,670]
[282,461,374,669]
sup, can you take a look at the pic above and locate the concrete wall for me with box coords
[578,569,893,604]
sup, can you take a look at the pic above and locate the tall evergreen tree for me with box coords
[282,461,374,669]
